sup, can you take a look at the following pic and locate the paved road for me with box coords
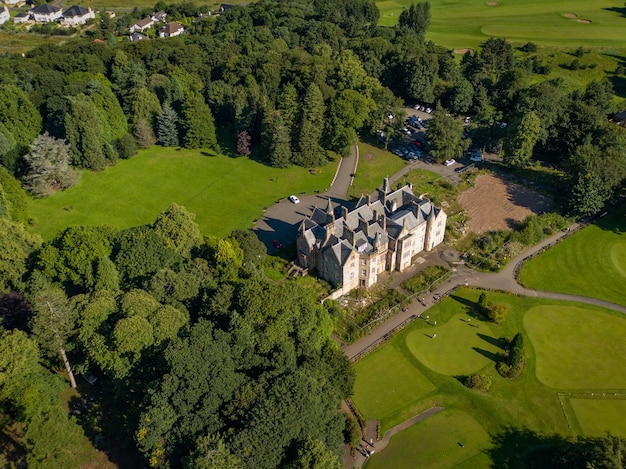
[253,145,358,252]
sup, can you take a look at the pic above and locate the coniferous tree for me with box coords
[157,104,180,147]
[294,83,326,167]
[180,93,217,150]
[22,133,78,197]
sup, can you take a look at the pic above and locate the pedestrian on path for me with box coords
[432,333,437,339]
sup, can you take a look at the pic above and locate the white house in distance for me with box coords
[30,3,62,22]
[0,6,9,25]
[13,11,29,23]
[2,0,22,6]
[61,5,95,26]
[159,21,184,38]
[296,178,447,295]
[129,16,154,33]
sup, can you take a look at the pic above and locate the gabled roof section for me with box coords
[32,3,61,14]
[63,5,90,17]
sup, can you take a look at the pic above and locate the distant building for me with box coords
[30,3,62,22]
[0,6,9,25]
[13,11,29,23]
[296,178,447,295]
[151,10,166,22]
[2,0,22,6]
[61,5,95,26]
[129,31,148,42]
[159,21,184,38]
[129,16,154,33]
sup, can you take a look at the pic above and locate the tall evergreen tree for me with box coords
[294,83,326,167]
[64,94,108,170]
[180,93,217,150]
[262,106,291,168]
[157,104,180,147]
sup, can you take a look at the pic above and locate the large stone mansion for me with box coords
[296,178,447,295]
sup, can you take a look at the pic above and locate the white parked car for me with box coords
[288,195,300,204]
[443,159,456,166]
[425,107,433,114]
[469,155,482,162]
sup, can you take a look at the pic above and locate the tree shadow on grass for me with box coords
[449,294,477,310]
[477,332,506,349]
[486,427,595,469]
[472,347,499,362]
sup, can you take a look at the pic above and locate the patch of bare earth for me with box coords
[454,48,474,55]
[577,18,591,23]
[564,13,577,18]
[487,1,497,6]
[458,174,555,234]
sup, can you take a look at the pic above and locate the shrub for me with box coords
[462,374,492,391]
[401,265,451,294]
[487,303,507,324]
[520,42,537,52]
[116,133,138,159]
[343,414,362,449]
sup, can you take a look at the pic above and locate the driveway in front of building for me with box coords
[253,145,358,252]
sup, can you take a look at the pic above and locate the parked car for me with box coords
[288,195,300,204]
[272,239,283,249]
[443,159,456,166]
[413,104,421,110]
[425,107,433,114]
[470,155,482,162]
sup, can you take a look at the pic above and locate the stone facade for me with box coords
[297,178,447,295]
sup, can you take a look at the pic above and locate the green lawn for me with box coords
[405,314,500,376]
[570,399,626,438]
[377,0,626,49]
[524,305,626,389]
[352,288,626,466]
[0,32,67,55]
[365,409,491,469]
[349,143,407,199]
[352,344,436,426]
[28,146,336,240]
[519,205,626,307]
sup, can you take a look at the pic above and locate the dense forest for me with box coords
[1,0,626,467]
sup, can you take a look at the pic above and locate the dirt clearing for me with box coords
[458,174,554,234]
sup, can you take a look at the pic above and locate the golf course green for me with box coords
[377,0,626,49]
[519,205,626,307]
[524,305,626,389]
[353,289,626,467]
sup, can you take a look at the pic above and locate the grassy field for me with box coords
[519,204,626,307]
[366,410,492,469]
[569,399,626,437]
[28,146,336,240]
[0,32,67,55]
[352,344,436,426]
[349,142,407,199]
[525,305,626,389]
[352,288,626,466]
[377,0,626,49]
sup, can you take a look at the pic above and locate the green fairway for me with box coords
[28,147,336,240]
[365,409,491,469]
[377,0,626,49]
[353,289,626,466]
[570,399,626,438]
[519,206,626,307]
[524,306,626,389]
[405,314,500,376]
[353,344,437,426]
